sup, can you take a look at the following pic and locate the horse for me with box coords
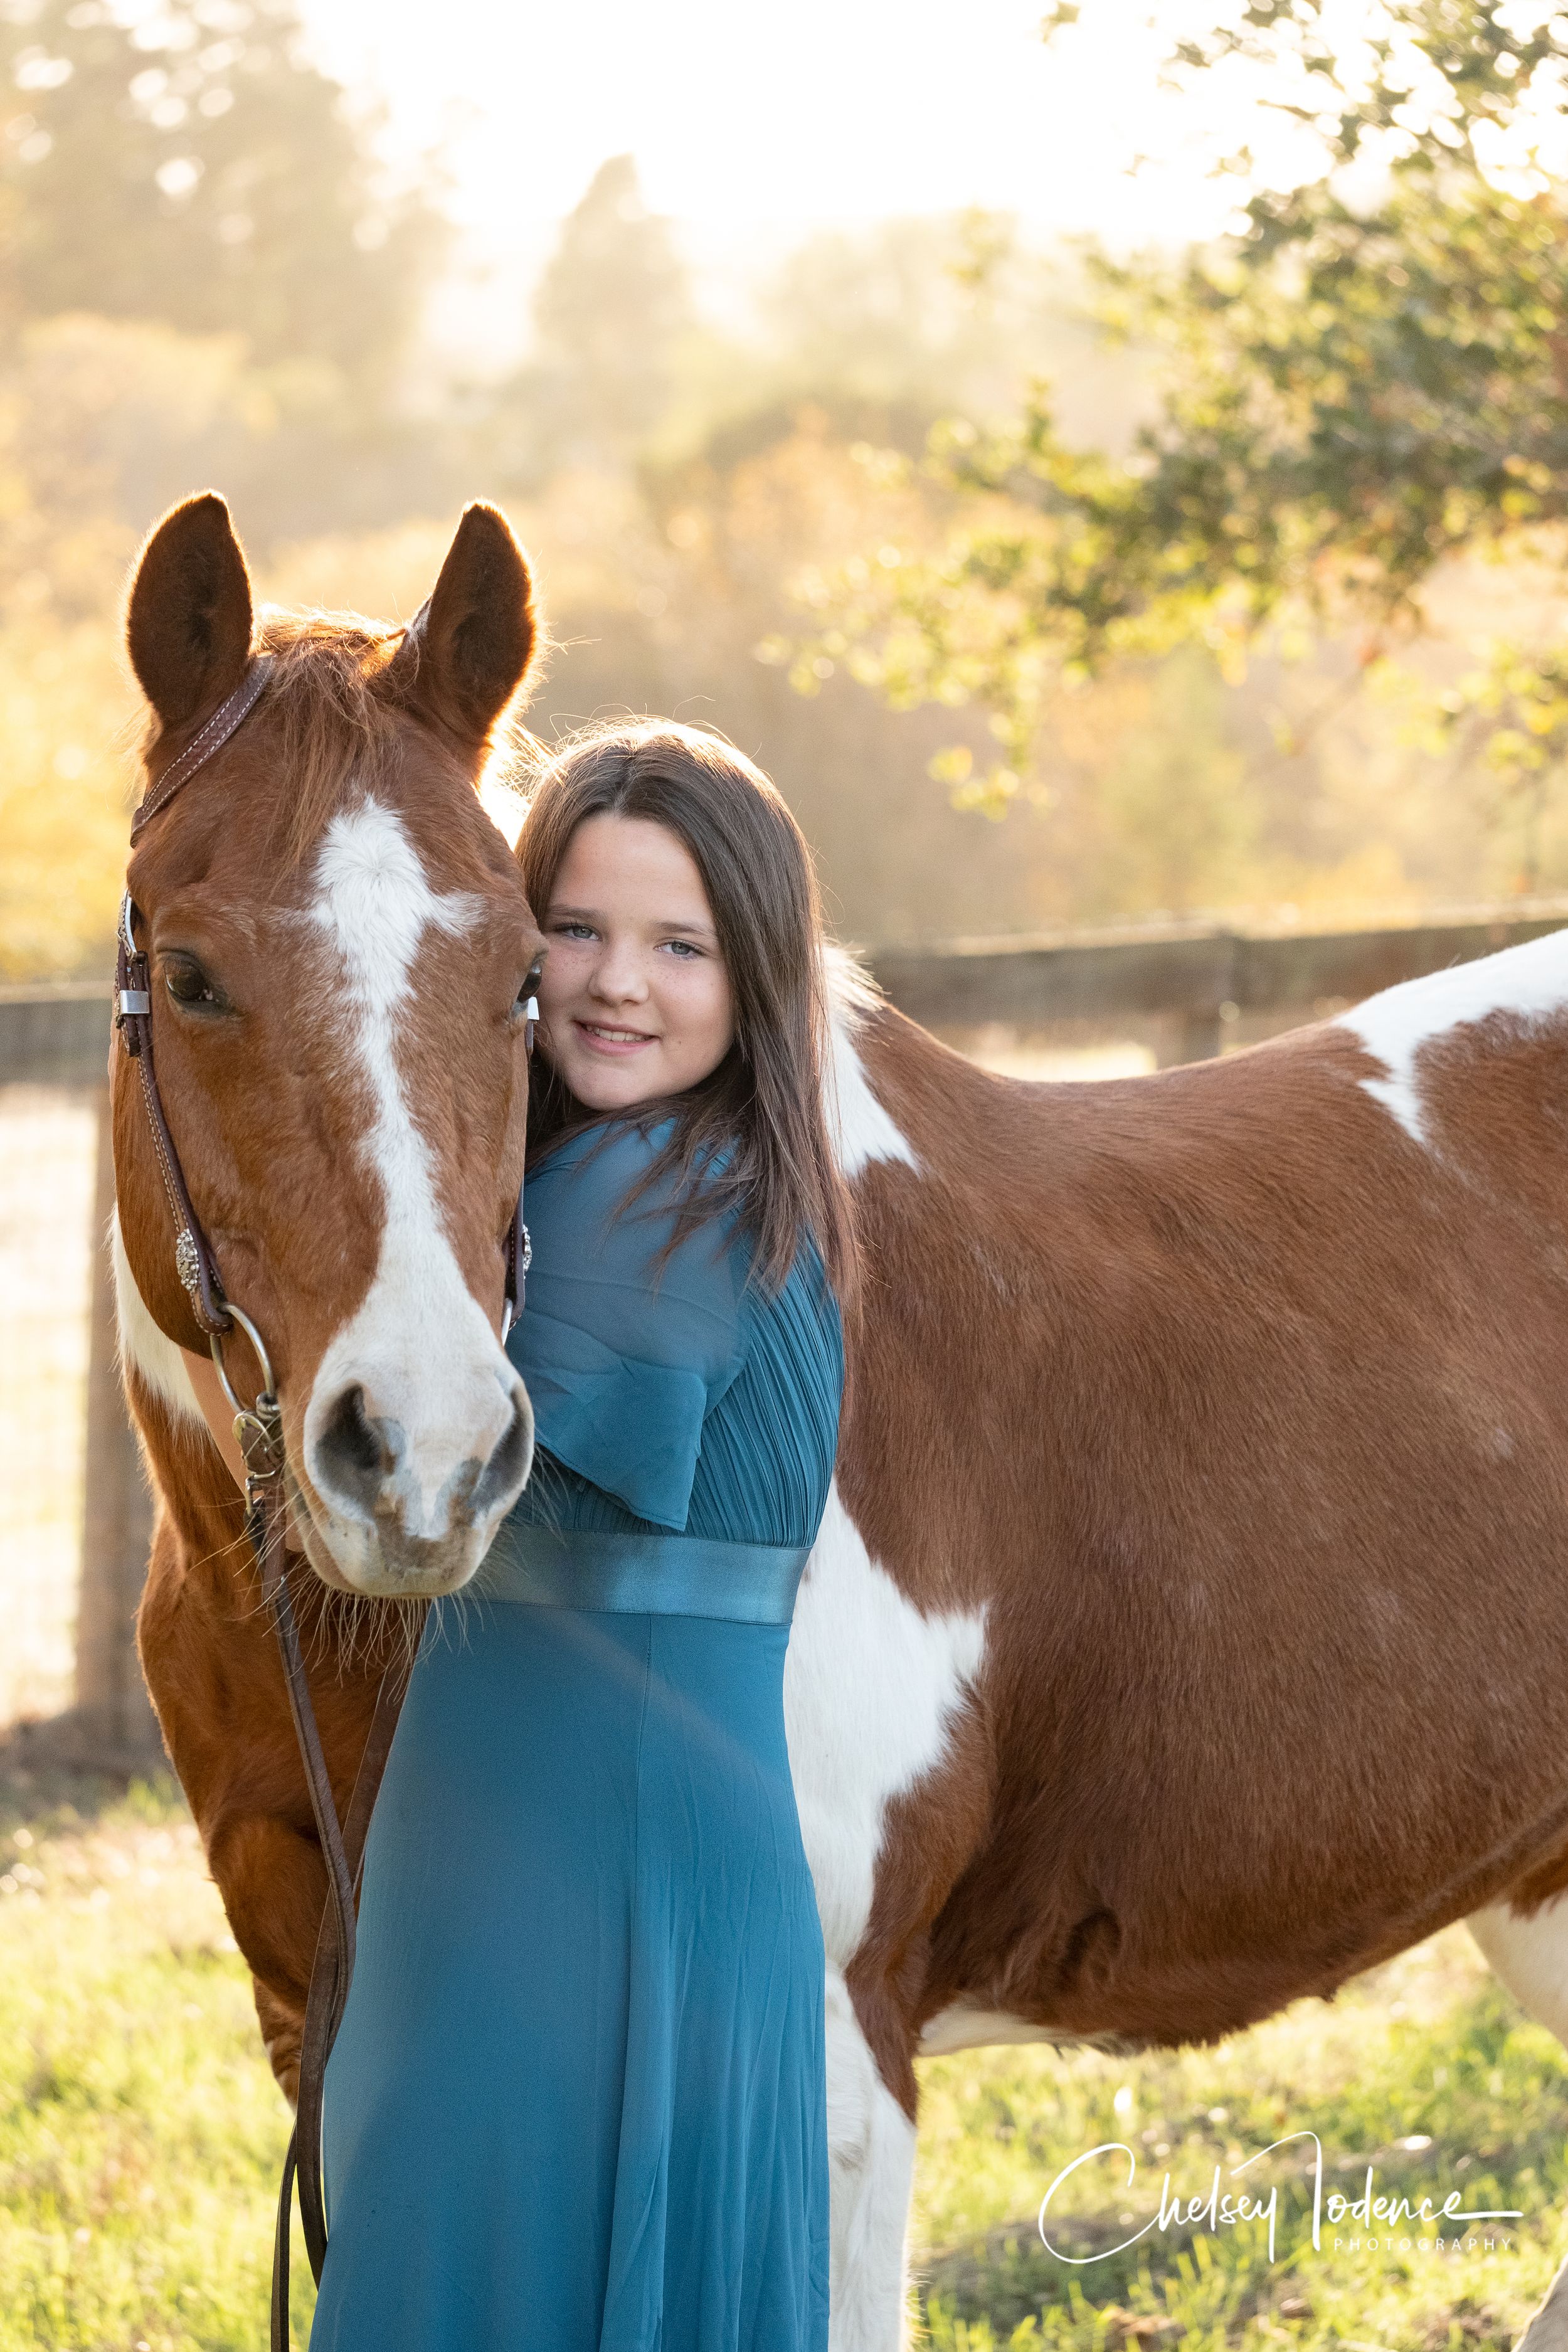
[114,494,1568,2352]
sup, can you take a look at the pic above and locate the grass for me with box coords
[909,1932,1568,2351]
[0,1761,1564,2350]
[0,1764,311,2352]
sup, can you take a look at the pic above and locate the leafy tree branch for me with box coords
[806,2,1568,845]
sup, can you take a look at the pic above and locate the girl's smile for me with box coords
[575,1019,657,1052]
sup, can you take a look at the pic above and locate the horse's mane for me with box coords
[254,606,408,864]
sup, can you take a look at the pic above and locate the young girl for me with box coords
[307,719,854,2349]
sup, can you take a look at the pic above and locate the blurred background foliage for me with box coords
[5,0,1568,978]
[813,0,1568,865]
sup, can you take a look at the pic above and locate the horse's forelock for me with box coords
[250,609,410,866]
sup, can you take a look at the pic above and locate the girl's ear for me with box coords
[125,492,254,729]
[386,502,538,755]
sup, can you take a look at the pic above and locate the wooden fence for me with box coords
[867,899,1568,1064]
[4,896,1565,1766]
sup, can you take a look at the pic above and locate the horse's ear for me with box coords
[388,502,537,753]
[125,492,254,730]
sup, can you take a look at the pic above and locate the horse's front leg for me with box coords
[207,1805,331,2103]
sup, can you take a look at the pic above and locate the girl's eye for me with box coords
[662,939,701,958]
[165,958,220,1008]
[554,921,596,941]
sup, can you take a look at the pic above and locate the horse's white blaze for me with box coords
[822,948,919,1179]
[825,1961,919,2352]
[109,1205,206,1433]
[302,800,529,1584]
[1337,926,1568,1145]
[785,1480,987,1966]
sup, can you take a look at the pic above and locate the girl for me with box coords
[307,719,854,2349]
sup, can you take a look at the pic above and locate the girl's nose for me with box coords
[590,941,650,1002]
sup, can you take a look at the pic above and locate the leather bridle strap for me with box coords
[131,655,275,838]
[115,896,235,1333]
[118,653,277,1333]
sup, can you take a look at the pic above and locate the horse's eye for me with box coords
[513,968,541,1017]
[166,958,219,1008]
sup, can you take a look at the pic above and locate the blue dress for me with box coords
[309,1119,842,2352]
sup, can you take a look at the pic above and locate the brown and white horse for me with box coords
[115,496,1568,2351]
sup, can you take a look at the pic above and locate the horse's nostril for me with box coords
[470,1394,532,1521]
[331,1385,388,1476]
[314,1384,400,1513]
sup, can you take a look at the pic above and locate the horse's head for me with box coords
[114,492,544,1598]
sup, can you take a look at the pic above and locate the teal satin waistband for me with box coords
[471,1523,812,1624]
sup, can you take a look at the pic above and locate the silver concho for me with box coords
[174,1228,201,1298]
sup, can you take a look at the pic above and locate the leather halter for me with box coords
[116,649,537,2346]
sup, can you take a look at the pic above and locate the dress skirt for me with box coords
[308,1530,832,2352]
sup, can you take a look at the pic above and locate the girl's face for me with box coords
[536,812,736,1112]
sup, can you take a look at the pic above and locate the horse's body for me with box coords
[799,947,1568,2348]
[114,499,1568,2350]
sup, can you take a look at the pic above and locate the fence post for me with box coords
[1161,1008,1226,1067]
[75,1085,162,1763]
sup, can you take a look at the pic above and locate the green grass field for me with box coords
[1,1765,1563,2351]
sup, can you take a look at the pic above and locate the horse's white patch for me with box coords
[785,1479,987,1966]
[821,945,919,1179]
[918,2005,1066,2057]
[109,1205,205,1431]
[1467,1892,1568,2045]
[825,1961,919,2352]
[915,2003,1133,2059]
[302,800,529,1585]
[1338,926,1568,1145]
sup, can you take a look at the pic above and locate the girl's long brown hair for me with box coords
[516,719,856,1300]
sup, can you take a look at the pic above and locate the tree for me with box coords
[0,0,445,384]
[813,1,1568,855]
[482,156,696,484]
